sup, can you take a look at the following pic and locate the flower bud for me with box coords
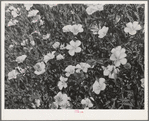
[52,42,60,49]
[56,54,64,60]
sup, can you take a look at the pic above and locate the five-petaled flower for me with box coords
[34,62,46,75]
[54,92,71,109]
[102,65,119,79]
[81,98,93,109]
[44,51,55,63]
[66,40,81,56]
[98,26,109,38]
[65,65,76,77]
[16,55,27,63]
[58,76,68,90]
[24,4,33,11]
[8,70,19,80]
[86,4,104,15]
[75,62,91,73]
[62,24,83,35]
[70,24,84,35]
[124,21,142,35]
[28,10,39,17]
[62,25,72,32]
[110,46,127,67]
[93,78,106,94]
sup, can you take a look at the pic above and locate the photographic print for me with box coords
[2,1,148,120]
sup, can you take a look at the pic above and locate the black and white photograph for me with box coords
[1,1,148,120]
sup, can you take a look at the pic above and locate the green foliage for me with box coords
[5,4,144,109]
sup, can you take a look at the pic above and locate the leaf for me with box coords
[123,102,134,107]
[86,59,97,67]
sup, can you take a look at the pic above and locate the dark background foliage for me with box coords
[5,4,144,109]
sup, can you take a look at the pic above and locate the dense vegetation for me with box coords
[5,4,144,109]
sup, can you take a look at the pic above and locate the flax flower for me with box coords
[110,46,127,67]
[44,51,55,63]
[81,98,93,109]
[52,42,60,49]
[8,70,19,80]
[93,78,106,94]
[66,40,81,56]
[65,65,76,77]
[57,76,68,90]
[24,4,33,11]
[54,92,70,109]
[16,55,27,63]
[102,65,119,79]
[86,4,104,15]
[124,21,142,35]
[76,62,91,73]
[98,26,109,38]
[34,62,46,75]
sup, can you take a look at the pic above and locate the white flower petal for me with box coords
[100,83,106,90]
[129,30,136,35]
[99,78,105,84]
[75,40,81,46]
[68,49,75,56]
[120,58,127,65]
[124,27,131,33]
[126,22,133,28]
[114,60,121,67]
[120,48,126,53]
[66,45,73,50]
[70,40,75,46]
[110,54,116,61]
[135,25,142,30]
[119,53,127,59]
[103,70,110,76]
[75,47,81,53]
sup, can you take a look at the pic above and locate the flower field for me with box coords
[5,3,145,109]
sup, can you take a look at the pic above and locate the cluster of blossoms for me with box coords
[6,4,144,109]
[65,62,91,77]
[21,37,35,50]
[8,55,27,80]
[27,9,41,23]
[102,65,119,79]
[90,24,109,38]
[7,4,44,27]
[101,46,127,80]
[7,6,20,26]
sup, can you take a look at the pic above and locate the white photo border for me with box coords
[1,1,148,120]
